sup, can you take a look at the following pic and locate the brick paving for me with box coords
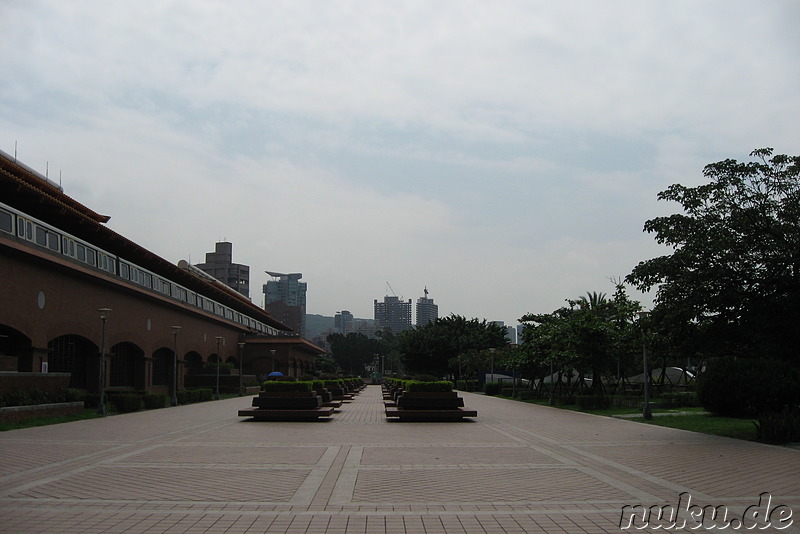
[1,385,798,533]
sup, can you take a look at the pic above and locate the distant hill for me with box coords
[305,314,335,339]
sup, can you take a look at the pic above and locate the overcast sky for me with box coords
[2,1,798,326]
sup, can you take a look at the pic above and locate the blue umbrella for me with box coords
[267,371,284,377]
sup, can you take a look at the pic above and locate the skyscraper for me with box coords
[416,287,438,326]
[334,310,354,334]
[264,272,307,337]
[195,241,250,298]
[374,295,412,334]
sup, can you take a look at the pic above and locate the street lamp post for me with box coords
[237,342,245,396]
[488,347,496,383]
[171,326,181,406]
[638,311,652,420]
[97,308,111,416]
[214,336,223,400]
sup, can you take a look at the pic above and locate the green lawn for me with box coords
[634,413,758,441]
[498,395,759,442]
[0,409,104,431]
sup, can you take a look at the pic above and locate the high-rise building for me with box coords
[195,241,250,298]
[505,326,517,344]
[491,321,517,343]
[415,287,438,326]
[264,272,307,337]
[334,310,354,334]
[374,295,412,334]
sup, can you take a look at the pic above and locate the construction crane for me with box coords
[386,281,401,299]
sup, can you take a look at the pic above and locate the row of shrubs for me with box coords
[384,377,454,392]
[83,388,215,413]
[0,388,86,408]
[262,378,365,392]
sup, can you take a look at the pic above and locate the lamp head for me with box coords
[98,308,111,320]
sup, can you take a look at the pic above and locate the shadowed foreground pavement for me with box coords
[1,385,798,533]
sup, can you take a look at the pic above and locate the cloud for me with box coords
[2,0,798,325]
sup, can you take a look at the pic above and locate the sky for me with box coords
[2,1,798,327]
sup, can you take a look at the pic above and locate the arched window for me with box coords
[49,335,94,389]
[110,342,142,387]
[152,348,172,386]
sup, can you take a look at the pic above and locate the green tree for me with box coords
[626,148,800,360]
[327,332,381,376]
[397,315,508,377]
[520,283,641,394]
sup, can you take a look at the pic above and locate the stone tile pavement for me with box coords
[0,386,798,533]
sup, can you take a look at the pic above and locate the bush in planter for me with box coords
[262,381,314,392]
[312,380,325,390]
[403,380,453,392]
[111,393,142,413]
[274,376,297,382]
[143,393,167,409]
[411,374,439,382]
[176,390,189,404]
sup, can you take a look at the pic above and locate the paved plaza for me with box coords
[1,385,798,533]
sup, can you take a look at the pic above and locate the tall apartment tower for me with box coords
[374,296,412,334]
[334,310,354,334]
[263,272,307,337]
[195,241,250,298]
[415,287,438,326]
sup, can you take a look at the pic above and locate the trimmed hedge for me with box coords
[143,393,167,409]
[180,388,213,403]
[111,393,142,413]
[484,382,501,396]
[263,381,314,392]
[1,388,84,408]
